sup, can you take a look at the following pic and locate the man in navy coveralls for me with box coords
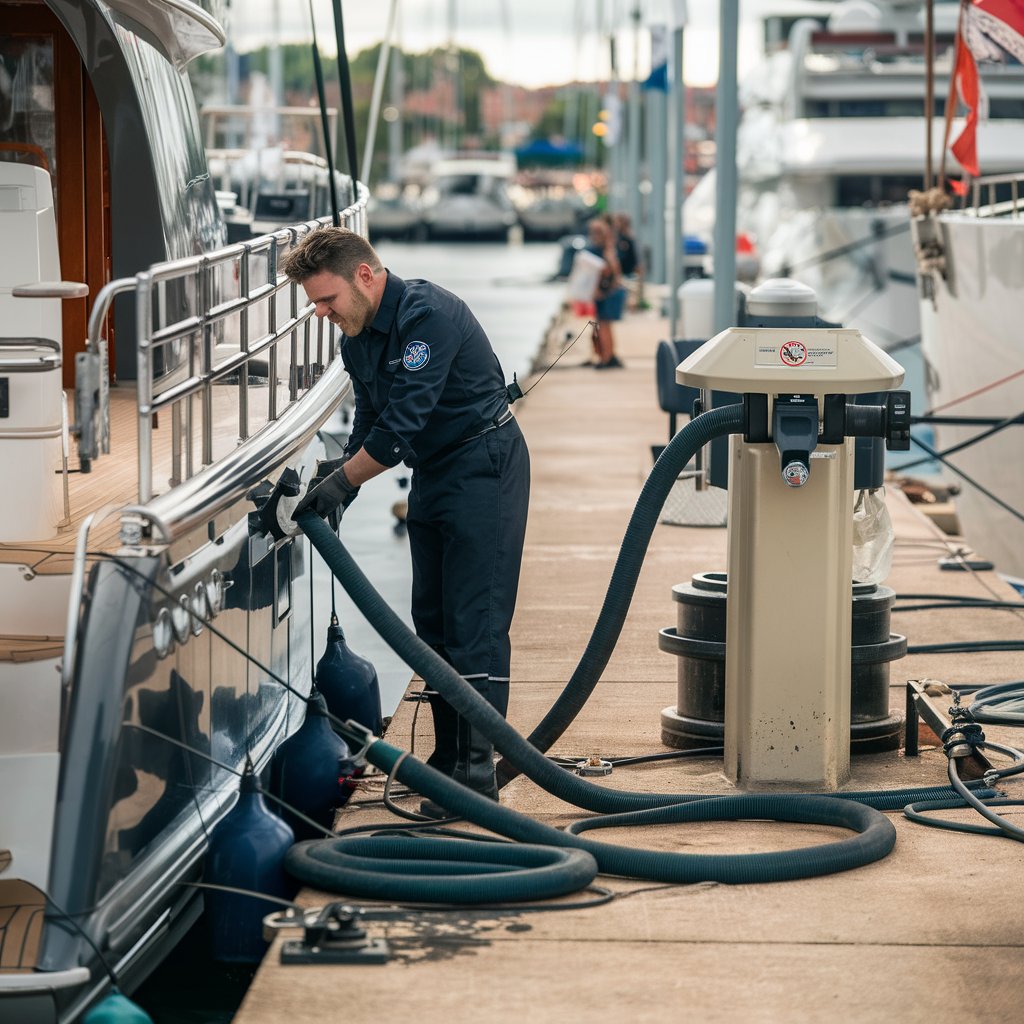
[282,228,530,806]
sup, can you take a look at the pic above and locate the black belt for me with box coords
[426,409,514,464]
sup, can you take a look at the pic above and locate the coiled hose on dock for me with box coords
[290,405,993,900]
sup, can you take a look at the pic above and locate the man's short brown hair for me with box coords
[280,227,383,283]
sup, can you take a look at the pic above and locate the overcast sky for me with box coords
[225,0,822,88]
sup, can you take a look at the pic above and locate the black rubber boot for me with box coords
[423,691,459,776]
[420,680,509,818]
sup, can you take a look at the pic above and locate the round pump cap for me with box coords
[746,278,818,317]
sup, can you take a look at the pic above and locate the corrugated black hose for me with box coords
[496,402,746,786]
[290,405,992,897]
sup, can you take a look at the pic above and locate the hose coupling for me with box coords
[940,722,985,760]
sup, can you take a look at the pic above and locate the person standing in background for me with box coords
[585,218,626,369]
[613,212,645,310]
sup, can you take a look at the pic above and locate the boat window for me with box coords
[807,97,1024,119]
[438,173,481,196]
[805,99,931,118]
[989,98,1024,119]
[835,175,923,207]
[0,35,57,193]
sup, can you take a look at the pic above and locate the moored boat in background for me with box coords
[685,0,1024,362]
[202,102,352,239]
[420,152,518,240]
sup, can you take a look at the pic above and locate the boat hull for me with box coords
[917,212,1024,579]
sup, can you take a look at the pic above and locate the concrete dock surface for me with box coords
[235,303,1024,1023]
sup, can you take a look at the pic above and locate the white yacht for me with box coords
[686,0,1024,358]
[420,152,518,240]
[913,173,1024,580]
[202,102,352,238]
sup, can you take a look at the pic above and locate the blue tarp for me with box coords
[515,139,585,164]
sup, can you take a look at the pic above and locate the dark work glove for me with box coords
[310,456,348,487]
[294,462,360,521]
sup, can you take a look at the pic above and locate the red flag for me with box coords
[965,0,1024,63]
[950,38,981,177]
[949,178,970,196]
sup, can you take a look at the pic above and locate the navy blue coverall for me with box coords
[340,272,530,705]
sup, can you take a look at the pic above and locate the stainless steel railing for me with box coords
[75,182,368,538]
[968,172,1024,219]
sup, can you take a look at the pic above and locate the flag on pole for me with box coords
[963,0,1024,63]
[950,39,981,177]
[948,0,1024,182]
[643,25,669,92]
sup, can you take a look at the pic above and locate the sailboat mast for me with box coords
[362,0,400,184]
[389,22,404,183]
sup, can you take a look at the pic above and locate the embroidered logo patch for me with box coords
[403,340,430,371]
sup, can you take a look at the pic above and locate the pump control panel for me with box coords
[885,391,911,450]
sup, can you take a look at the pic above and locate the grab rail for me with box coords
[121,357,350,546]
[127,181,368,534]
[0,336,62,373]
[70,181,368,545]
[968,173,1024,219]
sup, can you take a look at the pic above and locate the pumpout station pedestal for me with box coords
[675,282,909,790]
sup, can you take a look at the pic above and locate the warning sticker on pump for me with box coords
[755,341,838,368]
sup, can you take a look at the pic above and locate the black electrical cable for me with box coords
[267,886,618,919]
[548,746,723,769]
[903,796,1024,838]
[896,410,1024,473]
[783,219,909,273]
[904,713,1024,841]
[517,320,594,398]
[946,748,1024,842]
[895,600,1024,612]
[38,890,118,985]
[128,722,340,840]
[907,640,1024,654]
[608,748,724,767]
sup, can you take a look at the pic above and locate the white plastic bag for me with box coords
[566,248,605,303]
[852,487,894,584]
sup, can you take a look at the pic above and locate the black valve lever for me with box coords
[773,394,819,488]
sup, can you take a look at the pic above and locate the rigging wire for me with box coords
[782,219,910,274]
[907,432,1024,527]
[925,366,1024,416]
[896,410,1024,474]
